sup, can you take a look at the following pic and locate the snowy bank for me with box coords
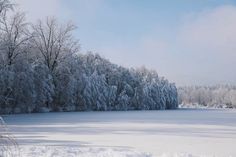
[14,146,223,157]
[16,146,151,157]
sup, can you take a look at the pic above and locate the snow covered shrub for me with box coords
[0,117,19,157]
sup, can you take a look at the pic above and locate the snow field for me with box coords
[3,109,236,157]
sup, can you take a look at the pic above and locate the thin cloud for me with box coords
[179,5,236,55]
[175,5,236,85]
[14,0,70,22]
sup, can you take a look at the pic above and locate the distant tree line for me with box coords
[178,85,236,108]
[0,0,178,114]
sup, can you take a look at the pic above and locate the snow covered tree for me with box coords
[32,63,54,112]
[0,0,13,15]
[0,12,31,67]
[178,85,236,108]
[0,68,14,114]
[31,17,79,73]
[0,1,179,114]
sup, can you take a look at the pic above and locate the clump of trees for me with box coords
[178,85,236,108]
[0,0,178,114]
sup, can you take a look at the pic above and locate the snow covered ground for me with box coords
[2,108,236,157]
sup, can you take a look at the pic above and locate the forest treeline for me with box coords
[0,0,178,114]
[178,85,236,108]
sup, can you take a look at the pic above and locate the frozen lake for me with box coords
[3,108,236,157]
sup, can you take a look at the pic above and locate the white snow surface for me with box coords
[15,146,217,157]
[17,146,152,157]
[3,108,236,157]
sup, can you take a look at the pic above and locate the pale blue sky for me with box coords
[16,0,236,86]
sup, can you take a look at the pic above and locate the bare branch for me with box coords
[31,17,80,73]
[0,12,31,66]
